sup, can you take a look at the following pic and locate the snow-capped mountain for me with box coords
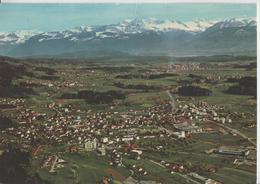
[100,18,217,34]
[207,17,256,31]
[0,30,39,45]
[0,18,218,44]
[0,17,256,57]
[124,18,217,32]
[0,18,254,44]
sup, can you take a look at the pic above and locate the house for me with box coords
[69,145,79,153]
[217,146,250,157]
[187,173,221,184]
[98,144,106,156]
[173,131,185,138]
[102,137,109,143]
[122,135,134,141]
[130,149,143,160]
[174,122,202,134]
[84,138,98,151]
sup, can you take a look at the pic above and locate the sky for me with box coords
[0,3,256,32]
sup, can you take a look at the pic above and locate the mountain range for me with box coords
[0,17,256,58]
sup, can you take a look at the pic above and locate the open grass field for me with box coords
[210,167,256,184]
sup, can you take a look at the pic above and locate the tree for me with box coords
[0,144,48,184]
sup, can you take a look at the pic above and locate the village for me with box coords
[1,95,256,183]
[0,58,256,184]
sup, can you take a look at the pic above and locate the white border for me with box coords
[1,0,259,3]
[257,2,260,184]
[0,0,259,183]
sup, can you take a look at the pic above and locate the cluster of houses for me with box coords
[246,121,256,128]
[166,63,208,71]
[1,96,255,181]
[176,101,231,124]
[206,145,256,167]
[3,99,239,153]
[160,160,187,173]
[109,149,123,167]
[130,165,148,177]
[187,172,221,184]
[0,98,25,108]
[22,70,87,91]
[16,108,46,124]
[159,159,218,179]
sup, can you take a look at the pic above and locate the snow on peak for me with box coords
[0,17,256,45]
[211,17,256,30]
[114,18,217,33]
[69,26,93,33]
[0,30,39,45]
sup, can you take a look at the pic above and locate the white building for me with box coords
[84,138,98,151]
[188,173,220,184]
[173,131,186,138]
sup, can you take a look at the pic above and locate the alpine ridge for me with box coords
[0,17,256,57]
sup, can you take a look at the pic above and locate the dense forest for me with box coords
[225,76,256,97]
[178,86,212,96]
[61,90,126,104]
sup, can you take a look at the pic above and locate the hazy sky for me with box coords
[0,3,256,32]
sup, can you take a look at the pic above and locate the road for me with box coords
[148,160,200,184]
[49,155,58,173]
[32,145,43,158]
[166,90,175,110]
[208,119,256,146]
[158,126,177,137]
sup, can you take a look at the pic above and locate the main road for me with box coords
[149,159,201,184]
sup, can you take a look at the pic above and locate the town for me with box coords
[0,55,256,184]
